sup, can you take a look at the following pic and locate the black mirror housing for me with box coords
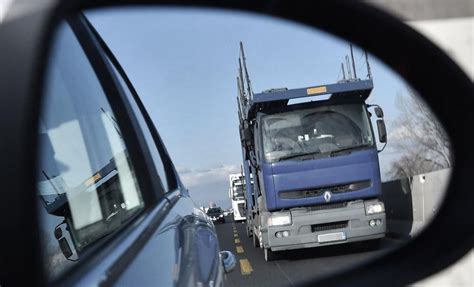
[240,121,252,148]
[1,1,473,287]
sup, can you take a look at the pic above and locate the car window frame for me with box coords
[81,15,184,199]
[67,15,164,205]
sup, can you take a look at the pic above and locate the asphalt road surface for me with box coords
[215,217,404,287]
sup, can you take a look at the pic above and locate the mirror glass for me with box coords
[37,7,453,285]
[374,106,384,118]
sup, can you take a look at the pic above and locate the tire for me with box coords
[222,218,226,224]
[246,226,252,238]
[253,231,260,248]
[264,248,277,262]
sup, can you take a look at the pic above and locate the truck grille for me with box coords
[311,221,348,232]
[308,201,347,211]
[279,180,371,199]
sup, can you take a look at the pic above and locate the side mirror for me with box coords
[377,119,387,143]
[58,238,74,259]
[240,121,252,148]
[219,250,236,274]
[374,106,384,118]
[249,150,258,168]
[54,224,74,259]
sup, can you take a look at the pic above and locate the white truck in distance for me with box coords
[229,173,250,221]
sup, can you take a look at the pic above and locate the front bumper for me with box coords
[263,200,386,251]
[233,211,246,221]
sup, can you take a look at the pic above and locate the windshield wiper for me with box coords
[278,152,317,162]
[330,144,371,157]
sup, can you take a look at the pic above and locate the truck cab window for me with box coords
[37,23,144,281]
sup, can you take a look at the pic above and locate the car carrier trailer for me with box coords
[236,42,388,261]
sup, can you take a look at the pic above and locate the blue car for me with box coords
[33,14,235,286]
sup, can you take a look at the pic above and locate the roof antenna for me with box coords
[350,44,357,80]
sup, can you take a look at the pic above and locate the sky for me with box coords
[87,7,413,208]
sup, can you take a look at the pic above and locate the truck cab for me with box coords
[253,98,386,260]
[255,98,381,210]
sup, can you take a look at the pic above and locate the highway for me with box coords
[216,216,404,287]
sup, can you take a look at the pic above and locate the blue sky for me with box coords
[88,7,411,208]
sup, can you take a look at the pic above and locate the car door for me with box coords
[37,14,223,286]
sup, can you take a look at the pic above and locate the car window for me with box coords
[37,22,144,281]
[105,55,174,193]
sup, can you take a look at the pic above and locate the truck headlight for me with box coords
[220,214,224,218]
[365,202,385,215]
[267,212,292,227]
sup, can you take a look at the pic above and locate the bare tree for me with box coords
[387,91,452,179]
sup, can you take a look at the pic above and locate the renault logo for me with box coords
[323,191,332,202]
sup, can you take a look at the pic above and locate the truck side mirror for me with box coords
[374,107,384,118]
[240,121,252,148]
[244,126,252,146]
[377,119,387,143]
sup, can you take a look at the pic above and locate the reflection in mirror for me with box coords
[38,7,452,285]
[37,21,144,281]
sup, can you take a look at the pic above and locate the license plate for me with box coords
[318,232,346,243]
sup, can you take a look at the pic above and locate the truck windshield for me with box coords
[207,208,222,214]
[262,103,374,162]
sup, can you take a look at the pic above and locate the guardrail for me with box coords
[381,168,451,238]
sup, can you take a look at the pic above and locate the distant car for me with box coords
[207,207,226,224]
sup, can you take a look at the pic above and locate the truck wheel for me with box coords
[264,248,277,262]
[253,232,260,248]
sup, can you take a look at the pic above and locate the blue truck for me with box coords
[237,42,388,261]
